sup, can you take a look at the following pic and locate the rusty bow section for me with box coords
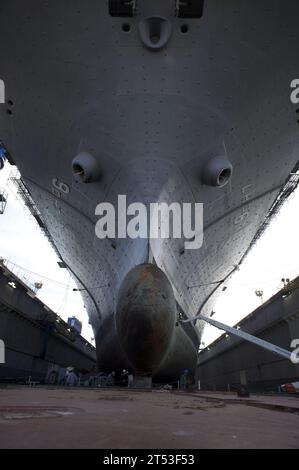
[115,264,176,375]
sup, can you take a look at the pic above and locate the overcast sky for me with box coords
[0,162,298,347]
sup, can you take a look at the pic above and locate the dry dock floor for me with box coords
[0,387,298,449]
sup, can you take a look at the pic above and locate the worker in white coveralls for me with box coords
[66,369,78,386]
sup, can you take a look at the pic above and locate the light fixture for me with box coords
[8,281,16,289]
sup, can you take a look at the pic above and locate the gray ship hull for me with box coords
[0,0,299,380]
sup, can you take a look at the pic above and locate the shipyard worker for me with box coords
[128,372,133,388]
[180,369,189,391]
[107,371,115,386]
[66,370,78,387]
[121,369,128,386]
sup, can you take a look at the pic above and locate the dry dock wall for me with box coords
[0,264,96,382]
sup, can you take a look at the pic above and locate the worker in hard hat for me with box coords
[121,369,128,386]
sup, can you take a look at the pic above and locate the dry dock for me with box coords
[0,387,298,449]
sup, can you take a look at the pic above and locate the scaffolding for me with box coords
[241,161,299,262]
[8,170,61,260]
[2,259,42,296]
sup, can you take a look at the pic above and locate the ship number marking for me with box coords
[52,178,70,195]
[234,184,252,225]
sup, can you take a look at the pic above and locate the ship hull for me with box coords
[0,1,299,380]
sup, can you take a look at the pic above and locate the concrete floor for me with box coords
[0,387,298,449]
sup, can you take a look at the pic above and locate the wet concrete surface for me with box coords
[0,387,298,449]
